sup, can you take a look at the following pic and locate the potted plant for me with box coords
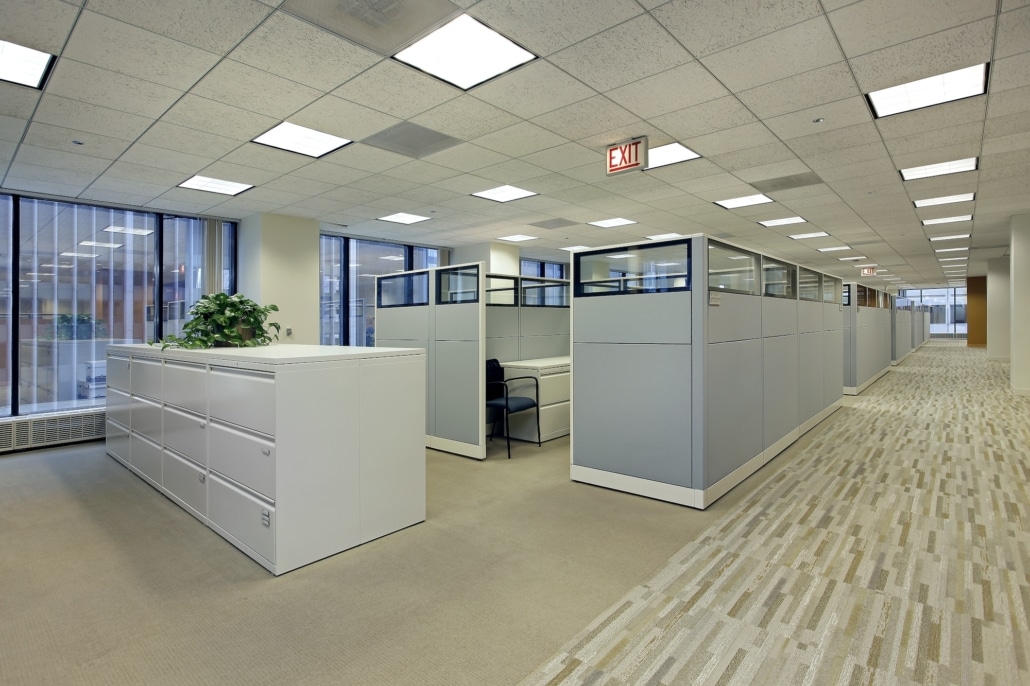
[158,293,280,349]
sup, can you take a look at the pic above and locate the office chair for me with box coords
[485,358,541,459]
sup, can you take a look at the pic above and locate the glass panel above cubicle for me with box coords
[522,278,569,307]
[708,241,758,295]
[823,276,842,304]
[574,240,691,297]
[377,271,430,308]
[799,268,821,301]
[762,256,797,299]
[486,275,517,306]
[437,264,479,304]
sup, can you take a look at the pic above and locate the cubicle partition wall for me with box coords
[569,236,842,509]
[376,263,486,459]
[912,304,930,349]
[892,296,913,365]
[485,275,570,362]
[843,283,893,395]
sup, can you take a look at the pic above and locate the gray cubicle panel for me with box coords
[798,299,824,426]
[485,305,519,362]
[892,301,913,365]
[843,283,892,395]
[823,300,844,412]
[519,306,569,359]
[375,270,432,434]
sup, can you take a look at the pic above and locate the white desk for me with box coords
[500,356,570,442]
[106,343,426,575]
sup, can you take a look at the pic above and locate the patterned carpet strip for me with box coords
[524,343,1030,686]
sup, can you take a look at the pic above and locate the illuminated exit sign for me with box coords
[861,267,876,276]
[606,136,648,175]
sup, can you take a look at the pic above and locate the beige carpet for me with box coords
[523,342,1030,685]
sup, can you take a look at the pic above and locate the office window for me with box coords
[161,217,236,341]
[901,287,967,336]
[319,236,344,345]
[0,196,11,416]
[521,258,566,279]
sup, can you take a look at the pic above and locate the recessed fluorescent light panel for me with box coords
[588,218,636,228]
[789,231,829,239]
[922,215,972,226]
[900,158,977,181]
[179,175,253,196]
[818,246,851,252]
[913,193,975,207]
[758,216,805,227]
[935,247,968,253]
[79,241,123,249]
[472,185,537,202]
[713,194,773,209]
[0,40,54,88]
[645,143,700,169]
[929,234,970,241]
[607,253,632,259]
[379,213,430,224]
[854,264,878,268]
[839,256,867,261]
[646,233,683,240]
[61,252,99,258]
[393,14,536,90]
[379,255,405,261]
[498,234,536,242]
[103,226,154,236]
[560,246,590,252]
[867,64,988,118]
[938,257,967,262]
[252,122,351,158]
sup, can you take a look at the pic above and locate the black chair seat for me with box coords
[486,396,536,414]
[485,358,542,459]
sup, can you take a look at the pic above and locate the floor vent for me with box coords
[0,409,107,454]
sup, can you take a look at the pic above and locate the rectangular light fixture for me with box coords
[497,234,536,242]
[922,215,972,226]
[935,247,968,253]
[758,216,805,227]
[379,213,430,224]
[646,233,683,240]
[472,185,537,202]
[179,175,253,195]
[818,246,850,252]
[900,158,977,181]
[394,14,536,90]
[838,256,867,261]
[379,255,405,261]
[867,64,988,118]
[560,245,590,252]
[789,231,829,239]
[645,143,700,170]
[655,262,681,267]
[0,40,54,89]
[61,252,100,258]
[853,264,878,268]
[928,233,970,241]
[607,253,632,259]
[252,121,351,158]
[714,194,773,209]
[79,240,123,249]
[104,226,154,236]
[938,257,966,262]
[589,218,636,228]
[913,192,975,207]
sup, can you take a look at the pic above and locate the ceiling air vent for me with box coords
[530,219,579,230]
[751,172,824,194]
[363,121,463,158]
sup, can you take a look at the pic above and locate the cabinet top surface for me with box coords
[107,344,425,365]
[500,356,570,370]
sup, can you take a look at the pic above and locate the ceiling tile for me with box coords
[643,158,725,184]
[220,143,314,173]
[79,187,161,207]
[64,11,220,90]
[700,17,843,92]
[816,157,899,183]
[22,122,132,159]
[381,161,460,185]
[654,0,821,57]
[786,121,882,157]
[412,96,521,142]
[347,174,418,196]
[333,60,460,119]
[394,186,462,205]
[802,141,891,171]
[986,111,1030,139]
[520,173,586,193]
[996,5,1030,59]
[734,159,814,184]
[120,142,214,174]
[0,84,42,119]
[86,0,273,54]
[650,96,758,141]
[685,122,780,157]
[883,122,984,157]
[136,122,241,159]
[190,59,321,119]
[0,115,27,144]
[2,0,80,54]
[104,161,194,186]
[532,97,645,143]
[3,176,88,198]
[874,96,987,139]
[709,141,797,172]
[14,145,112,175]
[263,174,337,197]
[737,62,861,119]
[827,0,996,57]
[7,161,97,187]
[765,97,873,140]
[469,0,644,56]
[473,159,551,185]
[606,62,730,120]
[161,95,279,141]
[521,143,600,173]
[471,60,595,120]
[548,14,694,92]
[847,18,995,93]
[983,131,1030,156]
[31,95,153,143]
[423,143,509,173]
[289,161,369,186]
[891,142,982,170]
[291,95,401,142]
[45,60,183,119]
[321,143,410,173]
[87,174,171,199]
[228,11,380,91]
[471,122,569,157]
[991,51,1030,93]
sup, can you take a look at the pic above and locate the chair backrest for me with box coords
[486,358,504,400]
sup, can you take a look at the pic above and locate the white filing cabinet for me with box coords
[105,344,426,575]
[500,356,570,442]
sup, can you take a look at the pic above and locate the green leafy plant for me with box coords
[48,314,108,340]
[157,293,280,349]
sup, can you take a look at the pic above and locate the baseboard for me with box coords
[700,450,767,507]
[427,435,486,460]
[844,366,889,395]
[891,350,911,366]
[570,465,699,507]
[762,429,800,465]
[799,401,841,435]
[1014,386,1030,397]
[987,355,1010,361]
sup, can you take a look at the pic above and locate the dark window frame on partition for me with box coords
[573,238,692,298]
[485,274,519,307]
[436,264,480,305]
[376,271,430,309]
[706,240,758,296]
[520,277,570,308]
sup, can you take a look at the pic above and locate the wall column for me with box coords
[1011,215,1030,395]
[987,258,1010,361]
[451,242,521,275]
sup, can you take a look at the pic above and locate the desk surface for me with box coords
[500,356,570,372]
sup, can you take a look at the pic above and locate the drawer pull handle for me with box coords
[261,509,271,527]
[262,448,270,456]
[198,473,206,483]
[199,421,206,429]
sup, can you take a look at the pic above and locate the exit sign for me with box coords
[861,267,876,276]
[606,136,648,175]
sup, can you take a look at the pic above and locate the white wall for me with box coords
[452,242,520,275]
[987,257,1010,361]
[238,213,320,345]
[1012,215,1030,395]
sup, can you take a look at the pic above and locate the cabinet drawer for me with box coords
[130,433,162,485]
[209,421,275,499]
[106,420,130,466]
[209,369,275,435]
[163,449,206,517]
[130,358,162,399]
[106,388,131,428]
[164,361,207,414]
[506,372,569,406]
[131,395,162,444]
[163,405,207,465]
[107,355,131,392]
[208,473,275,564]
